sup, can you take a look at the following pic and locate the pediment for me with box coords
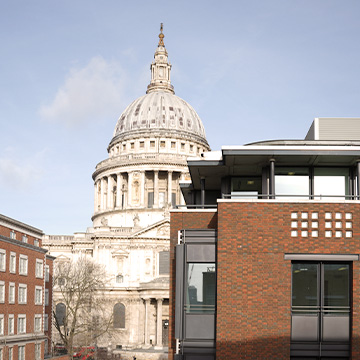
[111,249,129,258]
[55,254,71,263]
[131,219,170,239]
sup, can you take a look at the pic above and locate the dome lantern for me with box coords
[146,23,174,95]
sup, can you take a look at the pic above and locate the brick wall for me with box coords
[169,202,360,359]
[168,210,217,360]
[217,201,360,359]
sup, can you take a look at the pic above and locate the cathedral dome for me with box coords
[108,25,209,150]
[110,91,208,145]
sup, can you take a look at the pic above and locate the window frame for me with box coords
[35,259,43,278]
[17,315,26,334]
[8,283,15,304]
[34,314,42,333]
[0,281,4,303]
[8,314,14,335]
[18,284,27,304]
[19,255,28,276]
[0,250,6,272]
[0,315,4,336]
[9,252,16,273]
[35,286,42,305]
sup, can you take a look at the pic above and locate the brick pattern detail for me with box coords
[169,202,360,360]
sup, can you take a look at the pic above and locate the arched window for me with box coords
[113,303,125,329]
[55,303,66,326]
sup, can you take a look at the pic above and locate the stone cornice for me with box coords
[0,214,43,238]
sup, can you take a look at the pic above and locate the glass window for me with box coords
[21,235,27,243]
[275,168,309,199]
[9,253,16,273]
[35,287,42,305]
[113,303,125,328]
[45,289,49,306]
[314,168,350,200]
[19,255,28,275]
[115,275,123,283]
[8,315,14,335]
[0,250,6,272]
[0,282,4,303]
[55,303,66,326]
[35,344,41,360]
[9,283,15,303]
[36,260,43,278]
[34,315,42,332]
[0,315,3,335]
[231,176,262,199]
[292,263,318,310]
[45,265,50,282]
[148,192,154,208]
[18,315,26,334]
[186,263,216,313]
[8,347,13,360]
[44,314,48,331]
[18,284,27,304]
[18,345,25,360]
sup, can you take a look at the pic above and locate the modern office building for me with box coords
[0,214,54,360]
[169,118,360,360]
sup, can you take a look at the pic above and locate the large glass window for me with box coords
[231,176,262,199]
[291,262,350,343]
[186,263,216,313]
[314,168,350,200]
[275,168,309,199]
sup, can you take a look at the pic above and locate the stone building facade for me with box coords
[43,25,210,359]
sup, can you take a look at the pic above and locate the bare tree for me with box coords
[53,257,112,358]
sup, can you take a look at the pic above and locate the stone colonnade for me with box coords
[94,170,185,212]
[143,297,166,348]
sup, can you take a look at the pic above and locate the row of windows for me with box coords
[0,282,48,305]
[0,343,41,360]
[110,139,205,157]
[0,250,49,280]
[56,302,126,329]
[8,230,40,246]
[0,313,49,335]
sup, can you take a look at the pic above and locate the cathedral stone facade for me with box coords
[43,26,210,359]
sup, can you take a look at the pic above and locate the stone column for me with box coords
[155,298,163,348]
[144,298,151,346]
[168,171,173,206]
[180,173,185,206]
[100,178,105,210]
[116,173,122,208]
[107,176,113,209]
[154,171,159,208]
[128,172,133,207]
[94,182,97,213]
[140,171,145,207]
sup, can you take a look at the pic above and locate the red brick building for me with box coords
[169,118,360,360]
[0,214,54,360]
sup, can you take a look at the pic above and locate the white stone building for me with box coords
[43,25,210,359]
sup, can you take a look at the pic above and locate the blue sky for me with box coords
[1,0,359,234]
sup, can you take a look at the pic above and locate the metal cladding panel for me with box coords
[183,229,217,243]
[186,244,216,262]
[318,117,360,140]
[175,244,185,339]
[185,314,215,340]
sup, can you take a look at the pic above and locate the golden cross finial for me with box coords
[158,23,165,46]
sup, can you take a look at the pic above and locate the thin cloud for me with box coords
[39,56,129,126]
[0,148,46,190]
